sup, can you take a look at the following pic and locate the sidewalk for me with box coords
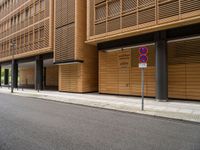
[0,87,200,123]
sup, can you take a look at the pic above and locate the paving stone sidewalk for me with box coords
[0,87,200,123]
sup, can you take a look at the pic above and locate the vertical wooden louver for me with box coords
[55,0,75,63]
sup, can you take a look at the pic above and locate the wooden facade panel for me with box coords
[55,24,75,62]
[46,66,58,87]
[95,22,107,35]
[59,64,82,92]
[158,0,179,20]
[186,63,200,100]
[168,38,200,100]
[168,65,187,99]
[122,13,137,28]
[107,18,121,32]
[99,45,156,97]
[58,0,98,93]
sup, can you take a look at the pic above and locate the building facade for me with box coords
[0,0,200,101]
[0,0,98,92]
[87,0,200,101]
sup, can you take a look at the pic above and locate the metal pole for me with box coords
[141,68,144,111]
[11,42,15,93]
[11,58,14,93]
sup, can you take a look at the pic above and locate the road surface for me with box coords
[0,93,199,150]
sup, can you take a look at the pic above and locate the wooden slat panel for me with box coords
[95,22,107,35]
[186,63,200,100]
[55,24,75,62]
[99,45,156,97]
[122,13,137,28]
[99,51,119,94]
[158,0,179,20]
[168,64,187,99]
[59,64,82,92]
[168,38,200,100]
[107,17,121,32]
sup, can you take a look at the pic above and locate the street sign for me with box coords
[138,47,148,111]
[139,63,147,68]
[139,47,148,64]
[139,55,148,63]
[139,47,148,55]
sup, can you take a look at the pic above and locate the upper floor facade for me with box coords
[87,0,200,44]
[0,0,54,62]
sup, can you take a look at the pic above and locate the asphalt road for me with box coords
[0,93,199,150]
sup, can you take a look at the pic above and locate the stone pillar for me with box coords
[155,31,168,101]
[35,56,44,90]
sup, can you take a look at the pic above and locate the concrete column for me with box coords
[35,56,44,90]
[155,31,168,101]
[4,69,9,85]
[12,60,18,88]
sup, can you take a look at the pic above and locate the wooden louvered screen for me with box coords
[99,45,156,97]
[88,0,200,36]
[55,0,75,63]
[168,37,200,100]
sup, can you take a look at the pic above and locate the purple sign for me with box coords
[139,47,148,55]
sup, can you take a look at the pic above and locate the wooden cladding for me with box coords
[55,24,75,62]
[59,64,82,92]
[55,0,75,28]
[0,0,52,61]
[99,45,156,97]
[168,38,200,100]
[55,0,75,63]
[88,0,200,37]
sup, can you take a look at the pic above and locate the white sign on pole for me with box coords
[139,63,147,68]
